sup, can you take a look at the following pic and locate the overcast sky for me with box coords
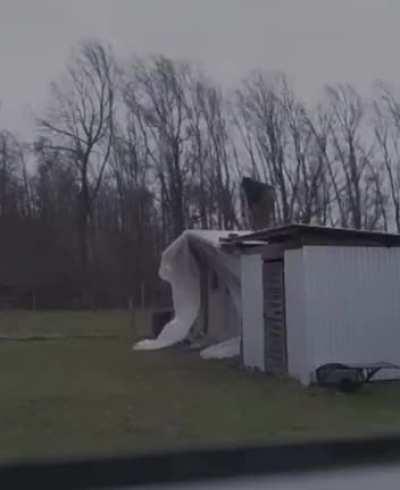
[1,0,400,139]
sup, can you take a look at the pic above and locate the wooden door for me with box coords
[263,259,287,374]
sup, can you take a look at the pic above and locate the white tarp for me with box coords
[200,336,241,359]
[133,229,250,358]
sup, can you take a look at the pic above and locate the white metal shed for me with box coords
[224,225,400,385]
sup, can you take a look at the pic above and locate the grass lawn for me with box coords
[1,310,400,462]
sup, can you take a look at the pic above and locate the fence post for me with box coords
[140,282,145,310]
[129,296,135,340]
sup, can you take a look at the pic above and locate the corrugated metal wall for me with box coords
[284,249,309,384]
[302,246,400,382]
[241,254,265,370]
[244,245,400,384]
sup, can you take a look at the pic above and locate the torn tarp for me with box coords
[133,229,250,358]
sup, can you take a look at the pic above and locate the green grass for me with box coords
[1,310,400,462]
[0,310,133,338]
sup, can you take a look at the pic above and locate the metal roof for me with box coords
[219,224,400,248]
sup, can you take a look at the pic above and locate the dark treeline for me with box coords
[1,40,400,308]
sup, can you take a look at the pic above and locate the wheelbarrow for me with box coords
[315,362,400,393]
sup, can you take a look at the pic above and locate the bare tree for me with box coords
[123,56,194,240]
[279,81,331,224]
[196,83,238,228]
[235,72,321,224]
[0,130,31,219]
[322,84,386,230]
[123,56,238,239]
[235,73,285,223]
[303,103,343,226]
[373,82,400,231]
[4,45,400,309]
[37,40,116,298]
[325,84,364,228]
[107,120,161,305]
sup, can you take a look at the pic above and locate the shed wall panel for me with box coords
[303,246,400,381]
[284,249,309,384]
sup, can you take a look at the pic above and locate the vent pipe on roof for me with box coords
[241,177,274,230]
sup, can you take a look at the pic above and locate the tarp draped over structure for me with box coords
[133,230,250,358]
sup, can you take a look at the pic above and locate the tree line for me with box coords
[1,39,400,308]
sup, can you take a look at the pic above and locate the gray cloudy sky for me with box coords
[1,0,399,138]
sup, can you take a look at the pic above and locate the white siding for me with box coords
[241,254,265,370]
[302,246,400,381]
[284,249,309,384]
[224,286,241,337]
[207,278,226,341]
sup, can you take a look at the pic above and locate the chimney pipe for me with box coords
[241,177,274,230]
